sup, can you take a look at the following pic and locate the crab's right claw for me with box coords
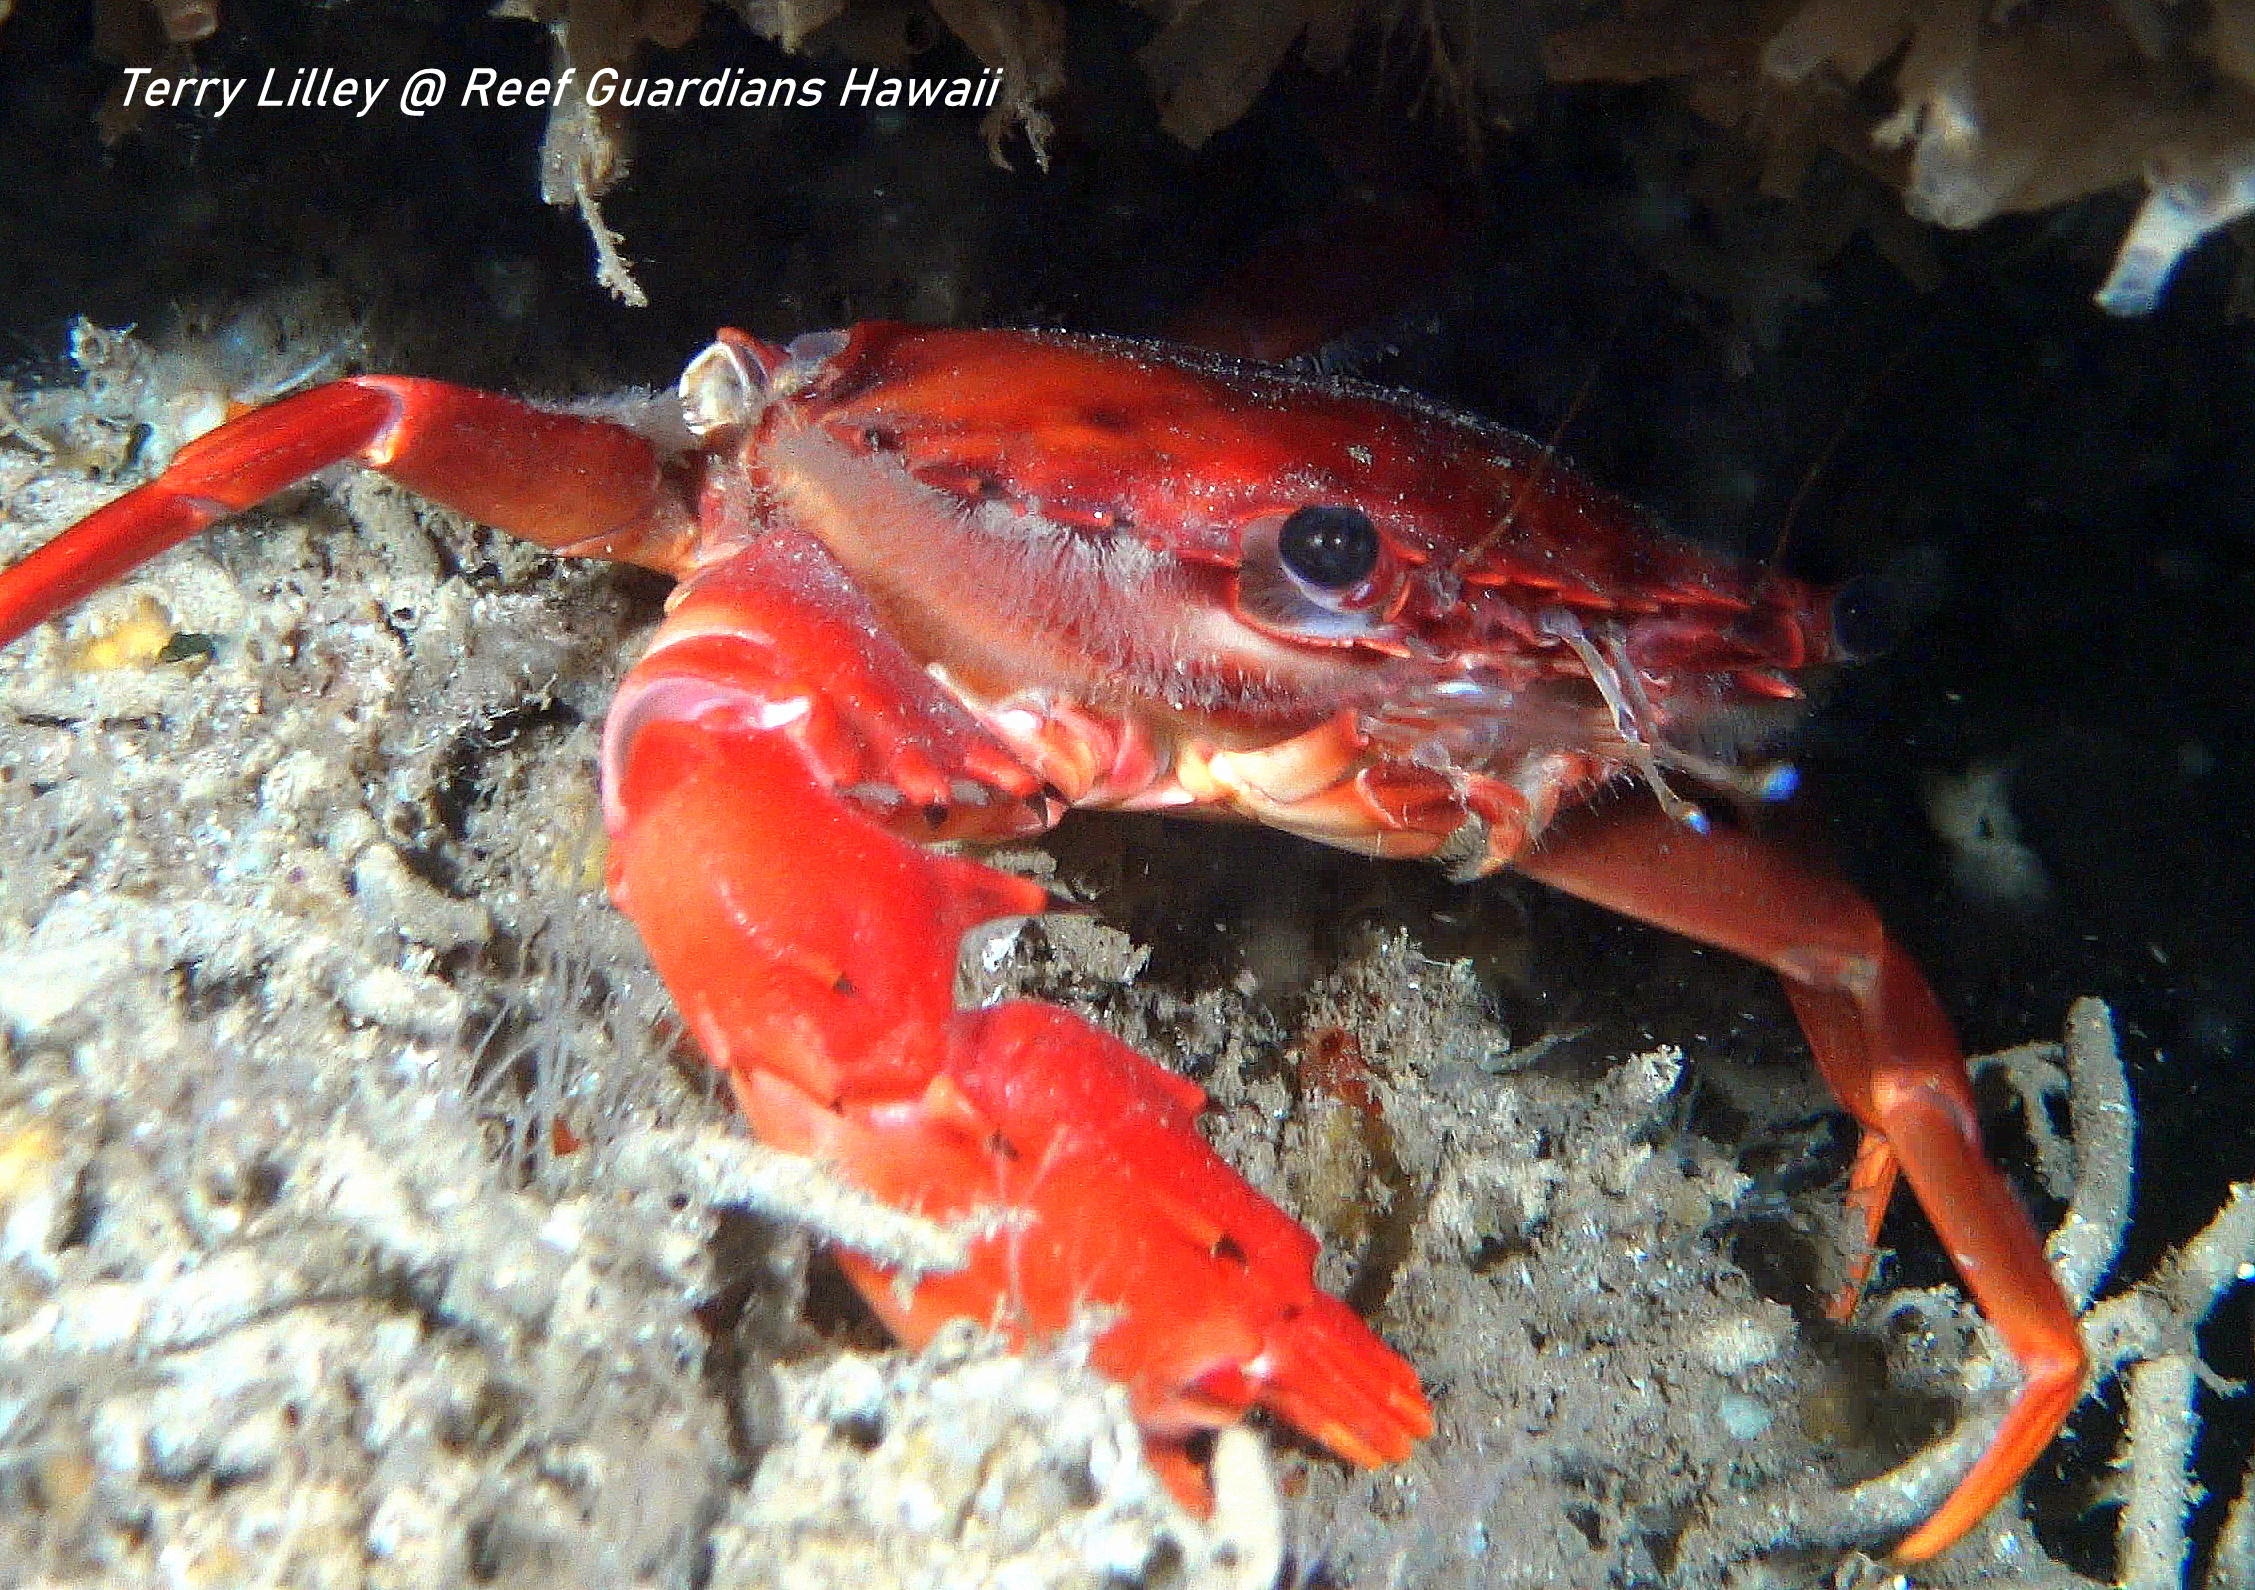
[599,545,1431,1503]
[942,1000,1434,1476]
[745,993,1435,1506]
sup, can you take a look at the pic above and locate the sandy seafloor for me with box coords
[2,3,2252,1587]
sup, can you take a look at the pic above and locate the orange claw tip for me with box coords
[1237,1293,1432,1469]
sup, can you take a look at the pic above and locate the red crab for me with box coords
[0,322,2084,1560]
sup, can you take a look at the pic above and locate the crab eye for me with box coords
[1277,504,1379,589]
[1234,504,1397,644]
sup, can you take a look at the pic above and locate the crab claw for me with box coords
[1168,1290,1434,1468]
[740,996,1433,1505]
[946,1001,1432,1472]
[603,593,1431,1500]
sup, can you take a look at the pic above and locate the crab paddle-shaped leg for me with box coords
[0,322,2087,1557]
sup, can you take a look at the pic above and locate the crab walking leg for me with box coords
[0,378,683,648]
[602,539,1432,1503]
[1516,802,2086,1561]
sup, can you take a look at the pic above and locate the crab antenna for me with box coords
[1450,298,1638,580]
[1761,307,1941,576]
[1763,381,1868,577]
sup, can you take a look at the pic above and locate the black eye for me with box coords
[1829,573,1894,660]
[1833,544,1950,661]
[1276,504,1379,590]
